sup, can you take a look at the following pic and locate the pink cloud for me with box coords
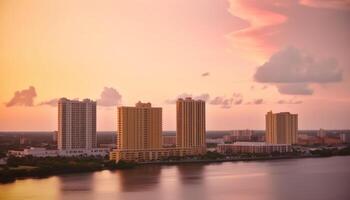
[300,0,350,10]
[227,0,288,59]
[6,86,37,107]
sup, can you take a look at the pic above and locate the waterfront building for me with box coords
[110,99,206,162]
[117,102,162,150]
[217,142,292,154]
[266,111,298,144]
[110,147,204,162]
[176,97,206,149]
[7,147,110,157]
[58,98,97,150]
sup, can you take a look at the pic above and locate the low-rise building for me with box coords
[162,135,177,147]
[217,142,292,154]
[8,147,110,157]
[323,136,342,145]
[340,134,350,144]
[110,147,205,162]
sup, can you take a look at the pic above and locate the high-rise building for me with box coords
[117,101,162,150]
[58,98,96,150]
[266,111,297,144]
[176,97,206,149]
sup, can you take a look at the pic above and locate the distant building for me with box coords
[8,147,110,157]
[323,136,342,145]
[317,129,327,138]
[58,98,97,150]
[340,133,350,143]
[206,138,224,144]
[117,101,162,150]
[53,131,58,142]
[162,135,176,147]
[223,129,253,143]
[298,134,309,140]
[266,111,297,144]
[19,136,31,145]
[176,97,206,149]
[217,142,292,154]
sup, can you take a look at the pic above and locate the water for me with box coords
[1,156,350,200]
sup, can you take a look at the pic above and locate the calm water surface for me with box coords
[1,156,350,200]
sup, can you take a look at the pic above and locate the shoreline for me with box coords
[2,154,349,184]
[139,155,320,165]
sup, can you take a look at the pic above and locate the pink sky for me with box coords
[0,0,349,131]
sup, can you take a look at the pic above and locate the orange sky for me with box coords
[1,0,350,131]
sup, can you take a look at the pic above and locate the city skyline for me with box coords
[1,0,350,131]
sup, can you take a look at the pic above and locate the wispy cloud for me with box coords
[246,98,264,105]
[165,93,210,104]
[277,99,303,104]
[201,72,210,77]
[210,93,243,109]
[6,86,37,107]
[37,98,59,107]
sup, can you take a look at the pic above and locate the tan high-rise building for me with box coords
[176,97,206,149]
[58,98,96,150]
[266,111,298,144]
[117,102,162,150]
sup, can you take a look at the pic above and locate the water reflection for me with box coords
[1,157,350,200]
[59,173,94,192]
[176,163,204,184]
[116,165,161,192]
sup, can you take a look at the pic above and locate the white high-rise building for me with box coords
[58,98,96,150]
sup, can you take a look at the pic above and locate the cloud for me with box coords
[277,83,314,95]
[277,99,303,104]
[227,0,288,58]
[194,93,210,101]
[254,47,342,95]
[165,93,209,104]
[97,87,122,107]
[6,86,37,107]
[246,98,264,105]
[38,98,59,107]
[201,72,210,77]
[300,0,350,10]
[253,98,264,104]
[210,93,243,108]
[165,93,192,104]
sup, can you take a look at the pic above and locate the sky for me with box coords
[0,0,349,131]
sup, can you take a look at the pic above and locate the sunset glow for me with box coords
[1,0,349,131]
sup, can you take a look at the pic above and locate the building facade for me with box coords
[117,102,162,150]
[217,142,292,154]
[58,98,97,150]
[162,135,177,147]
[110,147,205,162]
[266,111,297,144]
[8,147,110,157]
[176,97,206,149]
[340,133,350,143]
